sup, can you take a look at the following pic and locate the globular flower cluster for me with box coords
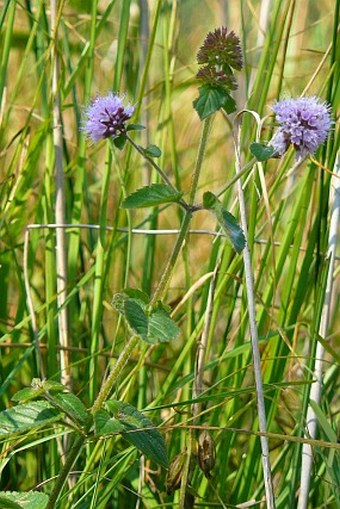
[270,96,331,160]
[196,27,243,90]
[82,93,134,142]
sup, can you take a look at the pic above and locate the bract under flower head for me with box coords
[83,93,134,142]
[270,96,331,160]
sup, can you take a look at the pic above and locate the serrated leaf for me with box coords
[144,144,162,158]
[126,124,145,131]
[122,288,149,303]
[12,379,65,403]
[217,207,246,253]
[94,409,125,436]
[113,134,127,150]
[107,401,168,468]
[124,299,149,338]
[0,401,62,437]
[11,388,40,403]
[221,93,237,115]
[112,292,180,344]
[0,495,21,509]
[122,184,183,209]
[193,84,236,120]
[54,393,89,426]
[204,192,246,253]
[0,491,48,509]
[202,191,217,210]
[250,142,276,161]
[147,309,180,344]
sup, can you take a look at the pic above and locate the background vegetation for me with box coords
[0,0,339,508]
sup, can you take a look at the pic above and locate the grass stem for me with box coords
[51,0,70,387]
[297,152,340,509]
[233,112,276,509]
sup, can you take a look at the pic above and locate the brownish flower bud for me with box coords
[197,27,243,78]
[197,430,216,479]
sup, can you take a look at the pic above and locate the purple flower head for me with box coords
[270,96,331,160]
[82,93,134,142]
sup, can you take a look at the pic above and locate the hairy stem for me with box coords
[91,335,140,414]
[151,116,212,305]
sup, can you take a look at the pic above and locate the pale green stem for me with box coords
[233,113,276,509]
[151,116,213,305]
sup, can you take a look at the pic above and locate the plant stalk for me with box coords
[151,116,212,305]
[233,114,276,509]
[91,335,140,414]
[51,0,70,387]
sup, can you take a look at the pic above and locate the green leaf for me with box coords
[113,134,127,150]
[203,192,246,253]
[0,495,20,509]
[144,144,162,158]
[221,93,237,115]
[250,142,276,161]
[12,379,65,403]
[126,124,145,132]
[122,184,183,209]
[123,288,150,303]
[53,393,89,426]
[123,299,149,338]
[0,401,62,437]
[106,401,168,468]
[0,491,48,509]
[218,208,246,253]
[193,84,236,120]
[202,191,217,209]
[94,409,125,436]
[147,309,180,344]
[112,292,180,344]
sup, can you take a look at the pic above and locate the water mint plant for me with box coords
[0,3,338,509]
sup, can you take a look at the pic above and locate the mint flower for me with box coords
[270,96,331,160]
[82,93,134,142]
[196,27,243,91]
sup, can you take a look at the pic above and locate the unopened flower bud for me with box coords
[196,27,243,91]
[198,430,216,479]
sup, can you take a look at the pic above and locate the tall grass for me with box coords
[0,1,339,508]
